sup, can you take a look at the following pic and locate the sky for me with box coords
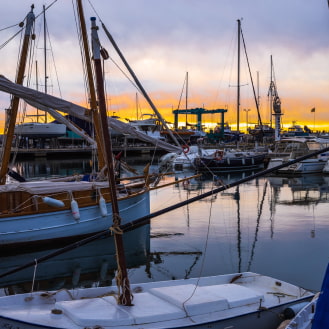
[0,0,328,132]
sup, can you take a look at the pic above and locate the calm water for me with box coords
[1,155,329,296]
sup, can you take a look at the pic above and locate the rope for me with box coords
[110,213,123,235]
[182,179,217,315]
[30,259,38,295]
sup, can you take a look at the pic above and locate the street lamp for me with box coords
[243,109,251,132]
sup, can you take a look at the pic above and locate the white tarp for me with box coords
[0,75,182,153]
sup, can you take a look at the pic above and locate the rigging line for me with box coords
[45,9,62,98]
[34,0,58,21]
[182,179,216,313]
[85,0,141,92]
[177,74,187,110]
[0,30,22,50]
[72,0,90,105]
[108,54,142,92]
[0,23,20,32]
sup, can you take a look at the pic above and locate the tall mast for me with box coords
[0,6,35,185]
[76,0,105,170]
[270,55,273,127]
[185,71,188,127]
[35,60,40,122]
[237,19,241,132]
[91,17,133,306]
[43,5,48,123]
[135,92,138,120]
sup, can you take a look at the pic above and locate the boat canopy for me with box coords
[0,75,182,153]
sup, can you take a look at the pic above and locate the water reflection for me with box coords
[268,174,329,205]
[0,231,150,294]
[3,157,329,293]
[14,157,92,179]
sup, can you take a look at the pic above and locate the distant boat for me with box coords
[281,124,310,138]
[14,122,66,138]
[267,137,329,175]
[159,145,217,171]
[249,124,275,138]
[194,149,267,172]
[126,113,166,141]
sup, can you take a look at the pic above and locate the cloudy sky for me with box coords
[0,0,328,131]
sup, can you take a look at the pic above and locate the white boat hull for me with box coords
[268,158,327,174]
[0,272,314,329]
[0,191,150,249]
[14,123,67,138]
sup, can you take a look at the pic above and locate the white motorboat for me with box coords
[267,138,329,174]
[14,122,67,138]
[0,271,314,329]
[159,145,217,171]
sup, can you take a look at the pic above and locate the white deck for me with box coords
[0,272,314,329]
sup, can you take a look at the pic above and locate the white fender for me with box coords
[99,196,108,217]
[71,199,80,220]
[72,266,81,286]
[42,197,65,208]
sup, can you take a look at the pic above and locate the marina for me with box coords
[1,156,329,328]
[0,0,328,328]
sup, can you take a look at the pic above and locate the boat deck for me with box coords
[0,272,313,329]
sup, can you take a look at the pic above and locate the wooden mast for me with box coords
[91,17,133,306]
[0,6,35,185]
[76,0,105,170]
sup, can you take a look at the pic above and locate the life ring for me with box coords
[182,144,190,154]
[215,150,223,161]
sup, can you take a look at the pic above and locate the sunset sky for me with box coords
[0,0,328,132]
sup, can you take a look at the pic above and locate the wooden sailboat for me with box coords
[0,13,318,328]
[0,4,184,251]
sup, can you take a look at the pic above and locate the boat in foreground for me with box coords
[0,271,314,329]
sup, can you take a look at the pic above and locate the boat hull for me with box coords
[14,123,67,138]
[268,158,327,175]
[0,272,314,329]
[0,190,150,251]
[194,153,266,172]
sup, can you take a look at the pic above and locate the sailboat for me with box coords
[0,3,186,251]
[0,9,316,328]
[13,6,67,141]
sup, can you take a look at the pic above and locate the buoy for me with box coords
[100,260,109,281]
[182,144,190,154]
[281,302,309,320]
[71,199,80,220]
[42,197,65,208]
[99,196,108,217]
